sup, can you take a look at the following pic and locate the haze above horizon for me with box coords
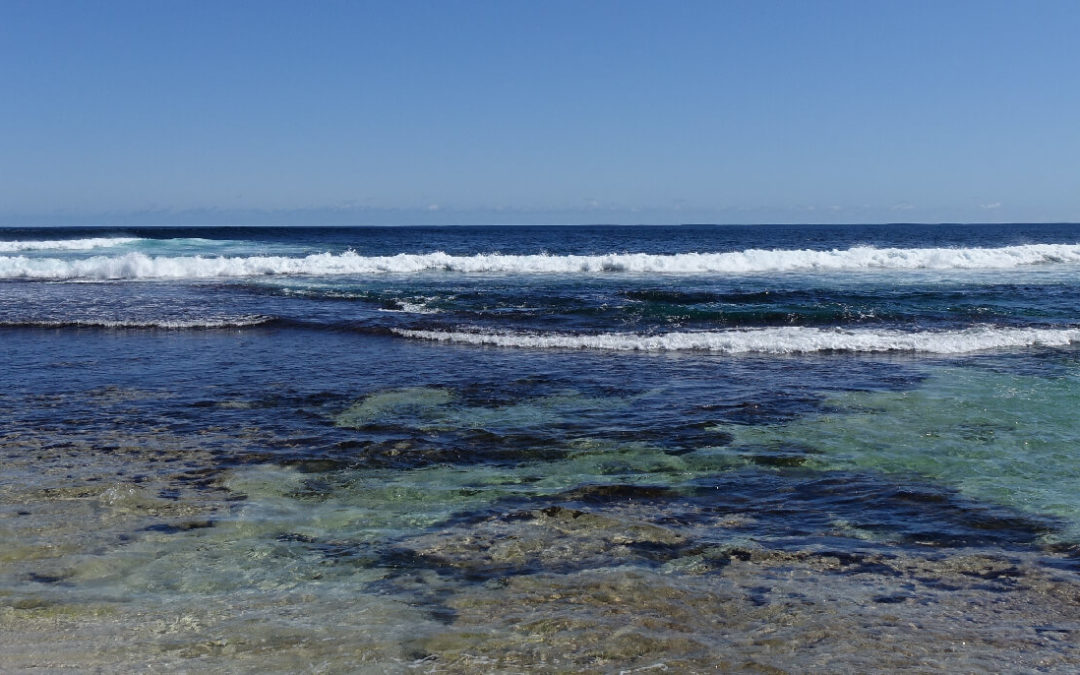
[3,0,1079,226]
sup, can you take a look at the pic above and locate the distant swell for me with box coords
[392,326,1080,354]
[0,237,141,252]
[3,243,1080,280]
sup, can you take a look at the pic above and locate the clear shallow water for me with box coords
[3,224,1080,671]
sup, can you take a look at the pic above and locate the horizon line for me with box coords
[4,221,1080,229]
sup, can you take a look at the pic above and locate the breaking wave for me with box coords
[0,237,141,252]
[3,243,1080,280]
[392,326,1080,354]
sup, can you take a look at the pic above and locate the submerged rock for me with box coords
[400,556,1080,672]
[390,503,687,579]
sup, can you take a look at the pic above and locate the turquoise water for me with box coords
[715,364,1080,538]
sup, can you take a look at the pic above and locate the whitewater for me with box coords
[0,236,141,253]
[393,325,1080,354]
[4,242,1080,280]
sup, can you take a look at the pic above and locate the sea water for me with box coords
[3,224,1080,671]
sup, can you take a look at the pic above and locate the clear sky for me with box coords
[2,0,1079,225]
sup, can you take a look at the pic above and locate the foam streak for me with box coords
[0,316,272,329]
[392,326,1080,354]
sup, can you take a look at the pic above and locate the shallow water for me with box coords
[4,225,1080,671]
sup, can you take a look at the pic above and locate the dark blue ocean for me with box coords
[4,224,1080,671]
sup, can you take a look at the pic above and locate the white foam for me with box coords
[3,243,1080,280]
[392,326,1080,354]
[0,237,141,252]
[378,301,443,314]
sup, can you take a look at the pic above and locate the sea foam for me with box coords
[0,237,141,252]
[392,326,1080,354]
[3,243,1080,280]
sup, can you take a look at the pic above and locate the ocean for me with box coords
[3,223,1080,671]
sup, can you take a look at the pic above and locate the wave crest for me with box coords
[392,326,1080,354]
[0,237,140,253]
[0,316,273,329]
[3,243,1080,280]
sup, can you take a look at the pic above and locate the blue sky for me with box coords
[2,0,1079,225]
